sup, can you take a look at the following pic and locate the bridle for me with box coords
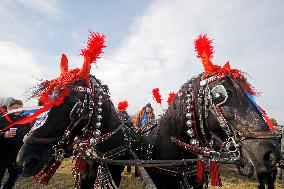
[171,73,280,162]
[23,76,139,188]
[23,77,111,158]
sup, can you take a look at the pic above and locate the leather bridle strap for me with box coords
[23,111,84,145]
[23,135,58,144]
[238,131,280,140]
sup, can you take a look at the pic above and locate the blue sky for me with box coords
[0,0,151,76]
[0,0,283,124]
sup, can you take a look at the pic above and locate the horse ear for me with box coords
[60,54,68,74]
[77,55,91,78]
[223,61,231,70]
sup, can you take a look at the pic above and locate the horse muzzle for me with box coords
[21,155,43,176]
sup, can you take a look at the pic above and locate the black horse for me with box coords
[142,72,281,189]
[17,60,137,188]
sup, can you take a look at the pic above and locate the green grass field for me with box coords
[5,159,283,189]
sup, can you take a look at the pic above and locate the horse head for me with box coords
[17,52,120,175]
[204,73,280,173]
[150,35,281,189]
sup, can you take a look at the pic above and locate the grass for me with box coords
[4,159,282,189]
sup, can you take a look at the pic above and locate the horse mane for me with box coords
[159,74,203,138]
[25,74,105,101]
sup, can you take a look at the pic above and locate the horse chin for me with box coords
[236,147,255,178]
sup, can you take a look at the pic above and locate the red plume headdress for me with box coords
[77,31,106,79]
[194,34,214,60]
[0,31,106,132]
[167,92,175,105]
[194,34,257,96]
[152,88,162,105]
[38,31,106,105]
[118,100,128,111]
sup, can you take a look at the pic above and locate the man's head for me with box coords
[7,99,23,115]
[145,103,153,113]
[0,97,15,109]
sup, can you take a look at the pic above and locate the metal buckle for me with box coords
[225,137,240,160]
[54,148,65,161]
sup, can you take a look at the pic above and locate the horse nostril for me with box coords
[24,156,41,172]
[263,151,278,167]
[30,157,40,165]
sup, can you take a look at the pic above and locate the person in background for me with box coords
[133,103,155,129]
[0,97,15,110]
[117,100,133,173]
[117,101,133,128]
[0,99,32,189]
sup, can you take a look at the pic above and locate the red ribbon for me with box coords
[0,107,13,124]
[0,89,69,132]
[258,107,275,131]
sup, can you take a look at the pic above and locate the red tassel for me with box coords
[210,160,222,186]
[33,160,62,185]
[152,88,162,105]
[74,159,88,174]
[32,171,45,181]
[196,160,205,183]
[117,100,129,111]
[167,92,175,105]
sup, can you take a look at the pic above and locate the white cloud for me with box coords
[19,0,63,18]
[1,0,282,124]
[0,41,42,103]
[90,0,284,123]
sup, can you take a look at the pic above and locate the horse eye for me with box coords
[227,90,232,97]
[211,85,228,106]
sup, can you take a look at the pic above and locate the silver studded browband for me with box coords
[71,86,92,93]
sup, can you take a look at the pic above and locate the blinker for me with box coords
[211,84,228,106]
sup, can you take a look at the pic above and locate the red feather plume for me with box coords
[152,88,162,105]
[194,34,214,60]
[118,100,128,111]
[167,92,175,105]
[80,31,106,64]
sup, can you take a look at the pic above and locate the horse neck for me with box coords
[99,99,121,133]
[153,75,203,159]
